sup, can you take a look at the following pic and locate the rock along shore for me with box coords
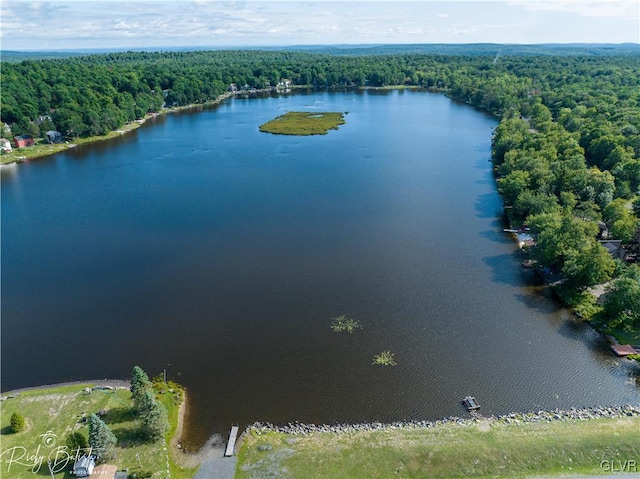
[247,404,640,436]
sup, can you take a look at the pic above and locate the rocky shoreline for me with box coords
[247,404,640,435]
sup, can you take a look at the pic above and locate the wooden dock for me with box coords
[224,426,239,457]
[610,344,639,356]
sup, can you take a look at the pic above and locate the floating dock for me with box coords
[224,426,239,457]
[610,344,639,357]
[463,396,481,411]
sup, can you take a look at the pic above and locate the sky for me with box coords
[1,0,638,51]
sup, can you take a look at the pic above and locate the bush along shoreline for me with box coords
[246,404,640,435]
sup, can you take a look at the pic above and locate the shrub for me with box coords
[66,431,89,453]
[10,412,25,433]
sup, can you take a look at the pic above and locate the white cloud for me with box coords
[1,1,638,50]
[506,0,638,17]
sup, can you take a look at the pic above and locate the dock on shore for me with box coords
[224,426,239,457]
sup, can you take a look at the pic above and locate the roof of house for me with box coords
[94,464,118,478]
[74,455,95,469]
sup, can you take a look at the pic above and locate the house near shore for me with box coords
[516,232,535,249]
[277,79,292,89]
[46,130,63,143]
[228,83,238,92]
[13,135,34,148]
[600,240,627,261]
[0,138,12,152]
[73,455,95,477]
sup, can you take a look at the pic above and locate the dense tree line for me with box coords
[1,49,638,334]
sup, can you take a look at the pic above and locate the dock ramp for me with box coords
[224,426,239,457]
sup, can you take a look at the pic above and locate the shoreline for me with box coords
[0,378,130,395]
[2,379,638,474]
[1,379,221,469]
[507,231,640,360]
[3,379,638,437]
[0,84,440,166]
[247,404,640,436]
[0,85,311,166]
[239,406,640,478]
[167,386,223,468]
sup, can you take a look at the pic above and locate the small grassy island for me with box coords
[259,111,346,136]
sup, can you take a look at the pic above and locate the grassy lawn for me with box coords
[0,383,195,479]
[259,112,346,135]
[1,142,70,164]
[236,416,640,478]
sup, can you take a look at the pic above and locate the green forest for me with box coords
[1,48,639,343]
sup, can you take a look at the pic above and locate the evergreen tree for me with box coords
[137,389,157,417]
[141,399,169,442]
[88,413,117,459]
[136,388,169,441]
[130,365,152,413]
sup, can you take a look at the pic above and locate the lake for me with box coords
[2,90,638,446]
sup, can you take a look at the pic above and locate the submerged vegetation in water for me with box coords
[373,351,397,366]
[259,112,345,135]
[331,315,362,333]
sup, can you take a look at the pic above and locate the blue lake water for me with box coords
[2,90,638,445]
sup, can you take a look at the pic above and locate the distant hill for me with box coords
[1,50,89,62]
[281,43,640,57]
[2,43,638,62]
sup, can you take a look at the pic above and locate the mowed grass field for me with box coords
[259,112,346,135]
[237,416,640,478]
[0,383,195,479]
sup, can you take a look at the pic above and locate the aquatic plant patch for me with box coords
[331,315,362,333]
[259,112,345,135]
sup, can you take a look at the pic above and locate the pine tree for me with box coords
[137,389,157,417]
[10,412,25,433]
[135,388,169,442]
[141,399,169,442]
[88,414,117,459]
[130,365,152,413]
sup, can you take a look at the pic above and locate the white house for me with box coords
[0,138,12,152]
[73,455,95,477]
